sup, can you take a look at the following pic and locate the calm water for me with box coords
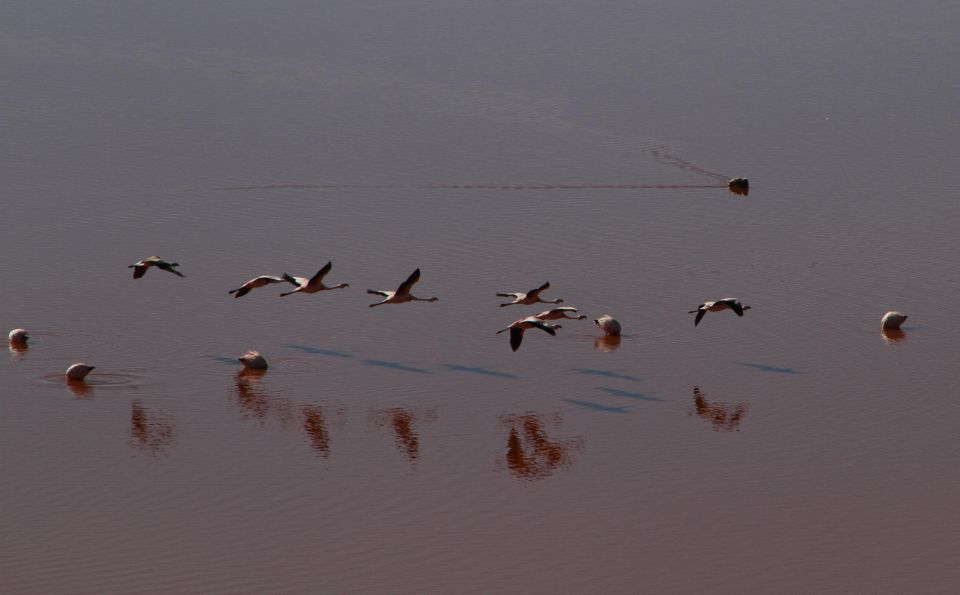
[3,1,960,592]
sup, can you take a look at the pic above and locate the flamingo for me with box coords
[497,281,563,307]
[280,261,349,297]
[228,275,291,298]
[367,268,438,307]
[689,298,751,326]
[66,363,95,380]
[594,314,622,336]
[8,328,29,343]
[881,311,908,330]
[129,256,184,279]
[238,350,268,370]
[535,307,587,321]
[497,317,561,351]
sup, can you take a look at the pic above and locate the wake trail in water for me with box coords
[213,182,726,192]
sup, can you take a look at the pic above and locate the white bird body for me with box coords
[497,317,561,351]
[129,256,184,279]
[594,314,622,336]
[229,275,290,298]
[881,311,908,330]
[367,268,438,306]
[280,261,349,297]
[8,328,29,342]
[66,363,95,380]
[238,350,268,370]
[534,307,587,321]
[497,282,563,307]
[689,298,751,326]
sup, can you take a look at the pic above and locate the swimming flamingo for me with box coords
[594,314,622,336]
[8,328,29,343]
[280,261,350,297]
[497,317,561,351]
[238,350,268,370]
[497,282,563,307]
[66,363,95,380]
[367,268,438,307]
[129,256,184,279]
[535,307,587,321]
[689,298,751,326]
[881,311,908,330]
[228,275,291,298]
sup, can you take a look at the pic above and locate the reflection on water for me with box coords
[881,328,907,345]
[374,407,438,462]
[8,340,29,359]
[233,369,271,420]
[501,413,584,480]
[302,406,331,458]
[689,387,747,432]
[594,335,622,352]
[130,401,175,455]
[65,378,93,398]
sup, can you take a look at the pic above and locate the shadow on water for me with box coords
[595,387,663,402]
[287,344,354,358]
[572,368,641,382]
[736,362,808,375]
[441,364,519,379]
[562,399,631,414]
[689,386,747,432]
[364,359,432,374]
[208,355,241,366]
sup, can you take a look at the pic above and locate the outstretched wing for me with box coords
[509,327,524,351]
[530,320,558,336]
[132,265,146,279]
[496,292,522,298]
[694,309,706,326]
[527,281,550,298]
[396,268,421,295]
[367,289,390,297]
[308,261,333,286]
[723,299,745,316]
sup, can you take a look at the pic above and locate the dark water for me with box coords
[3,1,960,592]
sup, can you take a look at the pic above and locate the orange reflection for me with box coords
[501,413,583,480]
[881,328,907,345]
[233,369,271,419]
[302,406,331,458]
[130,401,175,454]
[8,340,28,359]
[65,378,93,398]
[689,386,747,431]
[594,335,622,352]
[374,407,437,462]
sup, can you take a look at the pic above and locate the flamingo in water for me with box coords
[497,317,561,351]
[497,281,563,307]
[280,261,349,297]
[367,268,438,307]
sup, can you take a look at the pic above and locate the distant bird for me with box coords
[497,317,561,351]
[689,298,751,326]
[728,178,749,195]
[367,268,438,307]
[535,307,587,321]
[238,350,268,370]
[280,261,350,297]
[8,328,29,343]
[229,275,291,298]
[66,363,95,380]
[497,282,563,307]
[129,256,184,279]
[881,311,908,330]
[594,314,622,336]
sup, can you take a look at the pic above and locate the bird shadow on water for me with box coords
[736,362,808,375]
[595,386,663,402]
[441,364,519,379]
[207,355,240,366]
[572,368,642,382]
[364,359,432,374]
[562,399,631,414]
[287,344,354,358]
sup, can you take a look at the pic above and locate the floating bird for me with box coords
[496,317,561,351]
[8,328,29,343]
[728,178,749,195]
[535,307,588,321]
[689,298,751,326]
[66,363,95,380]
[594,314,622,336]
[129,256,184,279]
[229,275,291,298]
[367,268,438,307]
[497,282,563,307]
[280,261,350,297]
[238,350,268,370]
[881,311,908,330]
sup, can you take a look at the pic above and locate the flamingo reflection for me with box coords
[501,413,583,480]
[881,328,907,345]
[302,406,331,458]
[374,407,437,462]
[689,386,747,432]
[130,401,175,454]
[65,378,93,398]
[233,369,271,420]
[594,335,622,352]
